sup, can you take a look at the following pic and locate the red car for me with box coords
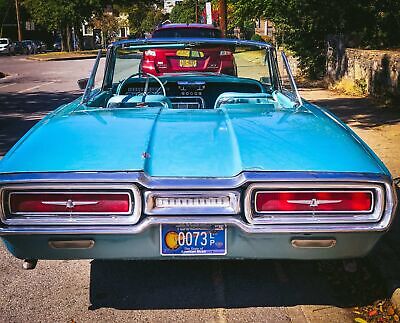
[141,24,237,76]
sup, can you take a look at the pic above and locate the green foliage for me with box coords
[170,0,197,23]
[123,3,165,37]
[250,34,264,42]
[22,0,105,30]
[233,0,400,78]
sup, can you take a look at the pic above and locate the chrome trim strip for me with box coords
[145,191,240,215]
[81,49,102,104]
[245,184,384,225]
[0,171,391,189]
[0,214,394,235]
[0,184,141,226]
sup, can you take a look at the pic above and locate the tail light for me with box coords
[256,191,373,213]
[1,185,141,225]
[10,193,131,214]
[245,183,385,225]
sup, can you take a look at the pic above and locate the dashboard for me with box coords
[120,76,265,109]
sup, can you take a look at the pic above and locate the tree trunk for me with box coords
[15,0,23,41]
[61,26,67,52]
[75,23,84,51]
[66,25,72,52]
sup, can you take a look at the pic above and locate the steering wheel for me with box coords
[116,72,166,97]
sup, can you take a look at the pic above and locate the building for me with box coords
[255,18,275,40]
[163,0,184,14]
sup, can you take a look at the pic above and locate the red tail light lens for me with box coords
[9,192,131,214]
[255,191,373,213]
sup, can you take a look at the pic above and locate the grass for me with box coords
[234,50,265,64]
[28,50,106,61]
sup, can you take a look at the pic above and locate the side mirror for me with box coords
[77,78,89,90]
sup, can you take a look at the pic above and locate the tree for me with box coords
[233,0,400,78]
[22,0,105,51]
[170,0,197,23]
[123,3,165,37]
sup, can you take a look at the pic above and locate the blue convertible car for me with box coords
[0,39,397,268]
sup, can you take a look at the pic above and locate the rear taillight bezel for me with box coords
[244,182,385,225]
[0,184,141,226]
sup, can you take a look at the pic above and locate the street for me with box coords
[0,55,399,322]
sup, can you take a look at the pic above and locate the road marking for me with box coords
[17,81,56,94]
[0,83,16,89]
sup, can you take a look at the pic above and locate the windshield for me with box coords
[108,40,278,94]
[152,28,222,38]
[0,39,8,45]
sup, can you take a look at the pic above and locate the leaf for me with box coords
[368,309,378,316]
[388,306,395,316]
[354,318,368,323]
[394,314,400,322]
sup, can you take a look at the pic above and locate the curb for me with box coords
[26,55,100,62]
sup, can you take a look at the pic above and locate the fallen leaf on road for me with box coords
[354,318,368,323]
[369,309,378,316]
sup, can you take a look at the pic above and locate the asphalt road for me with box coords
[0,55,398,322]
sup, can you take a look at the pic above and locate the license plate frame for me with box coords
[160,224,227,256]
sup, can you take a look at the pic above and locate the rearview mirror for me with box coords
[77,78,89,90]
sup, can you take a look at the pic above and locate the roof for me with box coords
[155,23,219,30]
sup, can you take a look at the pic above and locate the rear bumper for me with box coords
[1,226,383,260]
[0,171,397,260]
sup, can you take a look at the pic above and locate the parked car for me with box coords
[0,38,15,55]
[53,41,61,51]
[21,40,37,54]
[0,38,397,269]
[142,23,237,76]
[33,40,47,53]
[13,41,29,55]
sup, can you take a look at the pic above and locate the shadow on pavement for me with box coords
[0,91,79,156]
[305,93,400,129]
[89,256,388,310]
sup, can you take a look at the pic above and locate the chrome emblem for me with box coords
[287,198,342,207]
[41,199,99,209]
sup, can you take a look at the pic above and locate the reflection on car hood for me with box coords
[0,102,385,177]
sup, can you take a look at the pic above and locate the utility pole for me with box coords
[15,0,22,41]
[218,0,227,36]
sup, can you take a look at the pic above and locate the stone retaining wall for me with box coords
[329,48,400,99]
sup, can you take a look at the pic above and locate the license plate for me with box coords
[179,59,197,68]
[160,224,227,256]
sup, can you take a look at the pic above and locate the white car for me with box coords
[0,38,15,55]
